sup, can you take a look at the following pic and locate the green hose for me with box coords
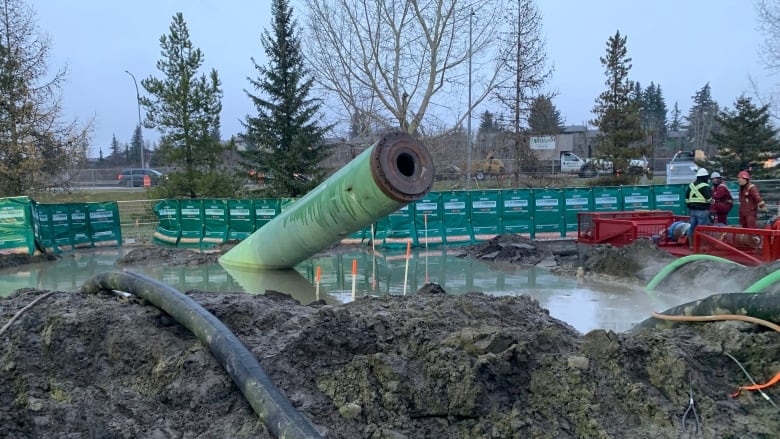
[79,271,321,439]
[744,270,780,293]
[645,255,743,292]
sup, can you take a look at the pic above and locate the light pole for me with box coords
[466,8,474,189]
[124,70,144,169]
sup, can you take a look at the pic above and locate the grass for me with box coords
[32,189,155,203]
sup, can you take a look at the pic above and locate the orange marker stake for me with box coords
[351,258,357,301]
[315,266,321,301]
[403,240,411,296]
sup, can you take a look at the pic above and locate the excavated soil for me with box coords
[1,237,779,438]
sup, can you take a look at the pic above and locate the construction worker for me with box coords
[709,171,733,224]
[685,168,714,249]
[737,170,767,229]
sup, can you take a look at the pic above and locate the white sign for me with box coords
[624,196,648,204]
[504,199,529,208]
[471,200,496,209]
[530,135,556,150]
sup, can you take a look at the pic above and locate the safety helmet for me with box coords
[738,170,750,179]
[710,171,721,179]
[696,168,709,177]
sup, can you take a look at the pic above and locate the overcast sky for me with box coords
[33,1,774,158]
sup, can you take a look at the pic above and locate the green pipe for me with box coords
[645,254,743,292]
[79,271,321,439]
[744,270,780,293]
[219,131,433,270]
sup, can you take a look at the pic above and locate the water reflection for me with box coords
[0,247,695,333]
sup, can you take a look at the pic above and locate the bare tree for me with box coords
[301,0,512,136]
[493,0,552,185]
[0,0,91,196]
[755,0,780,120]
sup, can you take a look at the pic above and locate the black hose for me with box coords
[634,289,780,331]
[79,271,321,439]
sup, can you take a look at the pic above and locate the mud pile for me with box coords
[1,240,779,438]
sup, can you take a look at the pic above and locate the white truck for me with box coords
[665,150,703,184]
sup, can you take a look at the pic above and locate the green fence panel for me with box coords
[469,190,501,241]
[441,190,472,245]
[621,185,652,211]
[69,203,92,249]
[31,202,55,253]
[178,199,204,247]
[279,197,298,213]
[592,186,623,213]
[375,204,414,249]
[45,204,71,252]
[726,181,740,224]
[227,199,255,241]
[201,199,229,247]
[564,188,593,232]
[0,197,34,255]
[501,189,533,235]
[533,188,564,237]
[652,184,687,215]
[254,199,280,230]
[87,201,122,247]
[413,193,445,247]
[153,199,181,246]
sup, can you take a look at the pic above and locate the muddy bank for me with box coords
[1,238,779,438]
[2,286,779,438]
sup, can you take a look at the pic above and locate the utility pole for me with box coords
[124,70,144,169]
[466,8,475,189]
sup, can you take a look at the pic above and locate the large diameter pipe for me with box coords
[219,131,434,270]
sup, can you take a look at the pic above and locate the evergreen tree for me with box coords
[129,125,143,168]
[109,134,122,164]
[710,96,779,178]
[140,12,234,198]
[685,83,719,156]
[243,0,330,198]
[639,82,667,155]
[669,101,683,132]
[527,96,563,135]
[475,110,503,158]
[590,31,646,173]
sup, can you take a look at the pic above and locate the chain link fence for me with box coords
[117,199,160,245]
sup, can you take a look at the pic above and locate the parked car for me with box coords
[117,168,166,187]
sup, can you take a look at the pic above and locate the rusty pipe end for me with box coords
[370,131,434,203]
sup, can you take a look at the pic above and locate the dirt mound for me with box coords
[0,252,58,270]
[2,287,778,438]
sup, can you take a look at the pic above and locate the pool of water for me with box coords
[0,247,697,333]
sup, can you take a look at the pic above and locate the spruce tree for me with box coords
[710,96,779,178]
[244,0,330,198]
[591,31,646,173]
[528,96,563,135]
[140,12,232,198]
[129,125,143,168]
[685,83,719,156]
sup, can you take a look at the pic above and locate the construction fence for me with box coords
[2,180,778,255]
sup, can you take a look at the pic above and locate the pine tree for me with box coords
[591,30,646,173]
[639,82,667,156]
[109,134,122,164]
[527,96,563,135]
[710,96,779,178]
[129,125,143,168]
[140,12,232,198]
[685,83,719,156]
[244,0,330,198]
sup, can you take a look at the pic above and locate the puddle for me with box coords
[0,247,698,333]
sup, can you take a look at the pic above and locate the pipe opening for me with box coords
[396,152,416,177]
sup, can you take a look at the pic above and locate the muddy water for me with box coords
[0,247,699,332]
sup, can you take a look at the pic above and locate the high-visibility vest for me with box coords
[686,182,709,204]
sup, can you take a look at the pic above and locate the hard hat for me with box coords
[710,171,721,179]
[738,170,750,179]
[696,168,709,177]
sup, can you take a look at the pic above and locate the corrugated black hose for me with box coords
[79,271,322,439]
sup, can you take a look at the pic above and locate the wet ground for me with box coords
[1,237,779,438]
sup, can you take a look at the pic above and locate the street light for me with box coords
[466,8,475,189]
[124,70,144,169]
